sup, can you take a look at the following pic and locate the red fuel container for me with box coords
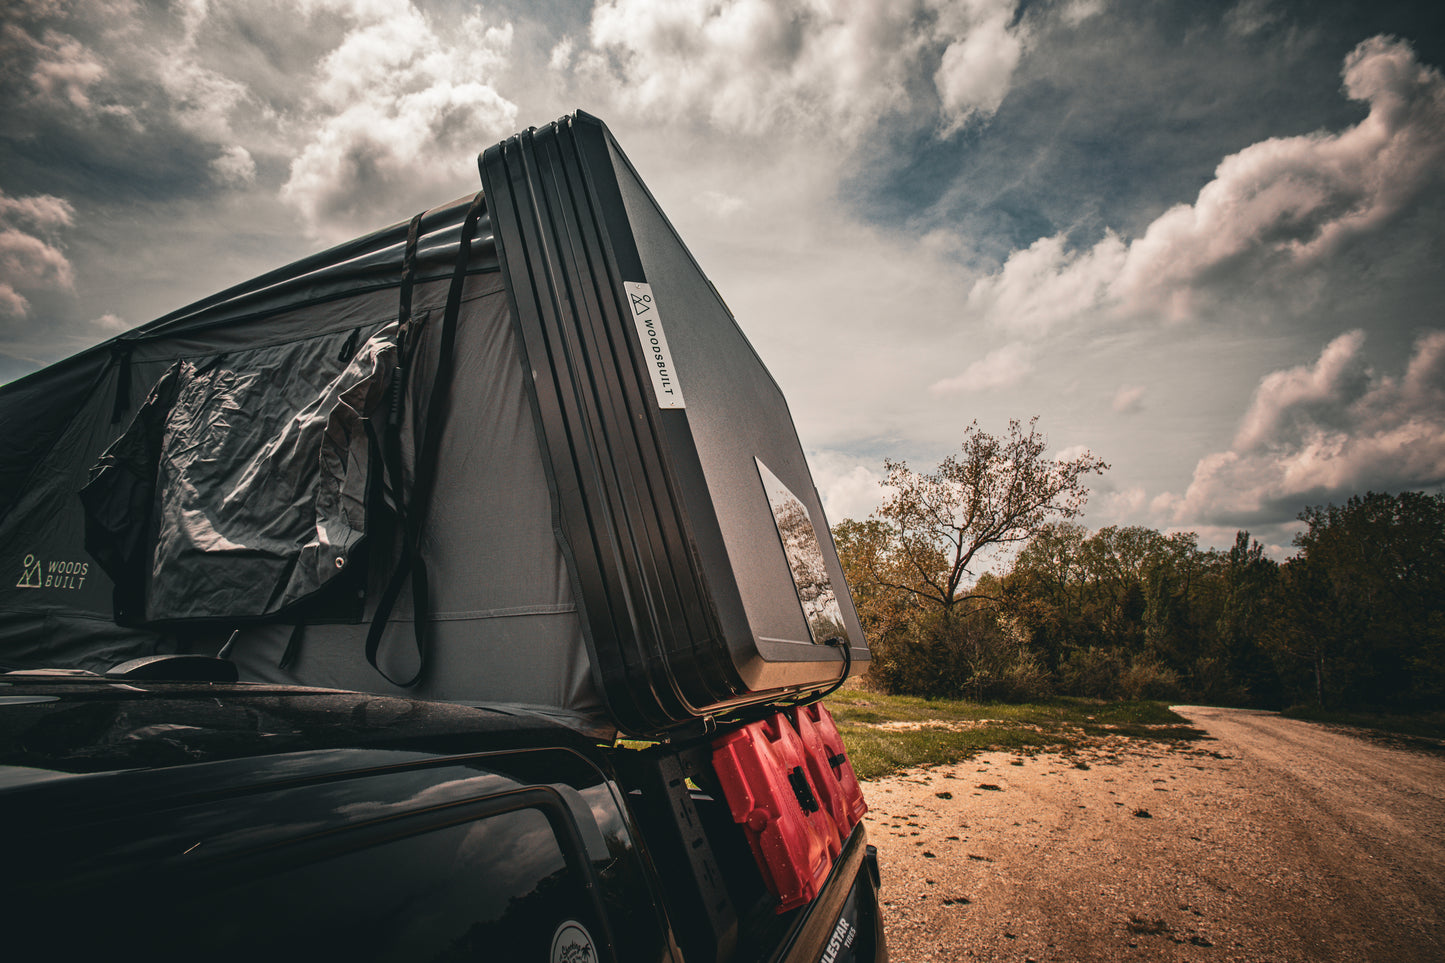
[788,702,868,839]
[711,712,839,912]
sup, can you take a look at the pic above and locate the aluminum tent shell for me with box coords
[481,113,867,732]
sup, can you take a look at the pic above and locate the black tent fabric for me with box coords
[0,113,868,737]
[80,322,398,624]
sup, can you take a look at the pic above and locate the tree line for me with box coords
[833,422,1445,712]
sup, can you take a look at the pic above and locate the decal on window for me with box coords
[550,920,597,963]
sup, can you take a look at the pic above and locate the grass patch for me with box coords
[826,690,1206,780]
[836,721,1070,781]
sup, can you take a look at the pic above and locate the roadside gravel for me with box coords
[863,706,1445,962]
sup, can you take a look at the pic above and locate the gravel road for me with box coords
[862,706,1445,962]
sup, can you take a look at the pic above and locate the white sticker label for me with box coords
[625,281,685,409]
[550,920,597,963]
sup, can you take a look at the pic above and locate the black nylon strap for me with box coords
[336,325,362,363]
[396,211,423,365]
[382,212,426,520]
[279,621,305,670]
[365,193,485,687]
[109,343,133,424]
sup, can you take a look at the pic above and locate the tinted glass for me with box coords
[757,459,846,643]
[160,807,605,962]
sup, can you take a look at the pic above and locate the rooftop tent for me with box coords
[0,111,868,736]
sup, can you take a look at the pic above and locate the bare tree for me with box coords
[872,418,1108,612]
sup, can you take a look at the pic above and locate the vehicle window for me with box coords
[157,806,608,962]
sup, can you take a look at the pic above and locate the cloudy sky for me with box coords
[3,0,1443,559]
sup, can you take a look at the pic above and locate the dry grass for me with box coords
[826,690,1206,780]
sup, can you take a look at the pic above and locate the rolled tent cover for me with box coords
[0,111,868,736]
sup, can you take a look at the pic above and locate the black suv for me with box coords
[1,668,885,962]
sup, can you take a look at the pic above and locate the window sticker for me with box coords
[550,920,597,963]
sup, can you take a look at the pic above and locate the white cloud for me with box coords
[970,36,1445,330]
[25,28,106,112]
[159,56,251,145]
[548,37,575,72]
[0,191,75,231]
[280,4,518,236]
[1161,329,1445,526]
[1225,0,1283,37]
[1112,384,1145,414]
[1099,485,1148,521]
[3,1,522,239]
[1053,444,1091,463]
[1060,0,1102,26]
[0,285,30,318]
[934,2,1027,134]
[0,5,139,125]
[585,0,1026,141]
[0,190,76,319]
[697,189,745,219]
[930,341,1033,393]
[210,145,257,187]
[807,450,889,523]
[1232,329,1365,450]
[0,230,74,296]
[967,232,1125,332]
[146,0,257,143]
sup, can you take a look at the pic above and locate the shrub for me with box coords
[1058,647,1125,699]
[989,647,1053,702]
[865,608,1055,702]
[1118,656,1181,701]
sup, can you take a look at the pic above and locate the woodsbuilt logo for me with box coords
[625,281,685,409]
[15,553,89,591]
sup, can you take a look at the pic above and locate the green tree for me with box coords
[874,418,1107,613]
[832,517,928,687]
[1207,531,1282,706]
[833,418,1104,700]
[1272,491,1445,709]
[998,521,1091,667]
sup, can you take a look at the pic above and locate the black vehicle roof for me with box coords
[0,674,600,790]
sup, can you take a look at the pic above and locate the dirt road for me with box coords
[863,706,1445,962]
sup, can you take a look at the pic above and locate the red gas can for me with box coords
[711,711,839,912]
[788,702,868,835]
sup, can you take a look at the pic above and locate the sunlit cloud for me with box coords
[0,190,76,320]
[280,3,518,236]
[1160,329,1445,526]
[930,342,1034,394]
[585,0,1027,141]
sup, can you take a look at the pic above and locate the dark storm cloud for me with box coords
[964,35,1445,334]
[0,0,260,203]
[855,0,1445,267]
[0,0,529,365]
